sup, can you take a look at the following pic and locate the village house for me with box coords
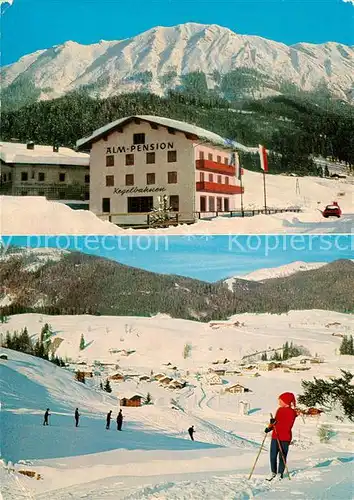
[109,372,125,382]
[258,361,282,372]
[120,394,143,407]
[154,373,166,381]
[159,376,173,386]
[76,115,249,226]
[0,141,90,206]
[169,379,187,390]
[206,373,223,385]
[225,383,251,394]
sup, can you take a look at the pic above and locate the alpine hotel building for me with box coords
[77,115,244,225]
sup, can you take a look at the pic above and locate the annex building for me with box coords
[0,141,90,203]
[77,115,247,225]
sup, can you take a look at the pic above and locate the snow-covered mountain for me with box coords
[2,23,354,104]
[225,261,327,289]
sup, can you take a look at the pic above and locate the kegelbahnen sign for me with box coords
[114,187,166,195]
[106,142,174,154]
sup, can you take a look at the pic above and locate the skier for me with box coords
[188,425,195,441]
[265,392,297,481]
[75,408,80,427]
[117,409,123,431]
[43,408,51,426]
[106,410,112,430]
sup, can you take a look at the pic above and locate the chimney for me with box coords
[53,145,59,152]
[27,141,34,150]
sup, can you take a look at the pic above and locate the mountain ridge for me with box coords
[0,249,353,319]
[2,22,354,108]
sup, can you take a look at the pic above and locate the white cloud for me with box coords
[342,0,354,5]
[0,0,14,4]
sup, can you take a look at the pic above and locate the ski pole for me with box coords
[271,418,291,481]
[248,432,268,480]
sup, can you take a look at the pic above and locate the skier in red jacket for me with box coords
[265,392,297,481]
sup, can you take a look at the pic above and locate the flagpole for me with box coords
[263,170,267,214]
[240,174,244,217]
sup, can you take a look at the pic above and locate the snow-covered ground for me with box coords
[1,171,353,234]
[1,310,353,499]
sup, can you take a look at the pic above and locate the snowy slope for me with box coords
[2,23,354,103]
[1,170,353,235]
[225,261,327,289]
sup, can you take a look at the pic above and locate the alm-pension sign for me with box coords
[106,142,174,154]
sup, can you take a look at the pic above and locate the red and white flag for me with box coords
[259,145,268,172]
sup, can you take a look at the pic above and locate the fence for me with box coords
[97,207,302,228]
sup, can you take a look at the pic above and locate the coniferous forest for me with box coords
[1,89,354,176]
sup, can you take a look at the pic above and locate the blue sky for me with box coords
[1,235,352,281]
[1,0,353,66]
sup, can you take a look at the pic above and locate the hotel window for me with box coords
[84,191,90,200]
[208,173,213,182]
[200,172,205,182]
[21,172,28,182]
[209,196,215,211]
[217,175,222,184]
[217,197,223,211]
[125,174,134,186]
[59,173,66,182]
[59,191,66,199]
[133,133,145,145]
[224,157,229,165]
[168,128,175,135]
[200,196,207,212]
[125,154,134,166]
[224,198,230,211]
[3,174,7,182]
[106,175,114,187]
[9,173,12,181]
[225,177,229,185]
[208,153,213,161]
[217,155,221,163]
[38,191,45,196]
[128,196,154,213]
[106,155,114,167]
[146,152,155,164]
[85,174,90,184]
[199,151,205,160]
[150,123,158,130]
[168,171,177,184]
[168,150,177,162]
[170,195,179,212]
[102,198,111,213]
[38,172,45,182]
[146,173,155,185]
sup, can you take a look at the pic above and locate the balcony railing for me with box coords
[196,181,243,194]
[196,159,236,176]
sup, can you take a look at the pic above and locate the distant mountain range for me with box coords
[0,248,353,319]
[2,23,354,108]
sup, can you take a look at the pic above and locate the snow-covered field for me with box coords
[1,310,353,499]
[1,171,353,234]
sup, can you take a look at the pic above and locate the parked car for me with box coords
[322,202,342,218]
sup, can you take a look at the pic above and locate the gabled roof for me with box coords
[76,115,255,153]
[0,142,89,166]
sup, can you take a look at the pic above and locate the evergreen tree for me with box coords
[339,335,354,355]
[145,392,152,404]
[283,341,290,360]
[104,379,112,393]
[80,334,85,351]
[324,165,330,177]
[298,370,354,421]
[261,352,268,361]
